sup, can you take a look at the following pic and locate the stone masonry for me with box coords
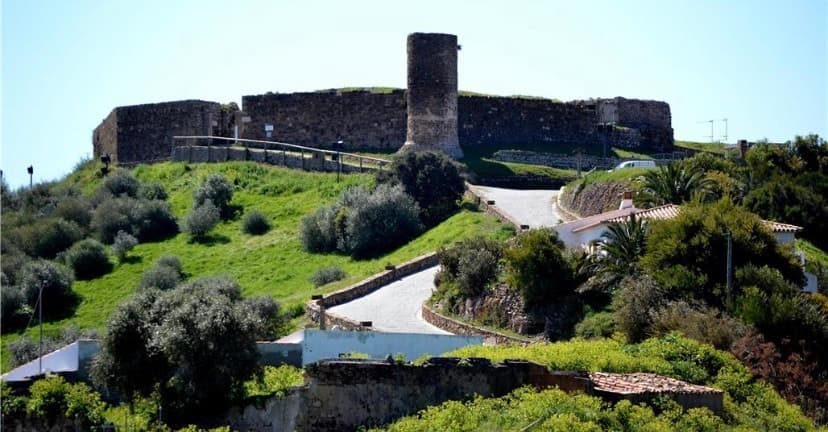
[399,32,463,158]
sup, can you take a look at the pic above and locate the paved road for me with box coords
[469,185,563,228]
[328,266,451,334]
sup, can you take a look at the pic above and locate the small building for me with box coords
[553,194,817,292]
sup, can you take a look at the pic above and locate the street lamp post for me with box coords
[27,165,33,188]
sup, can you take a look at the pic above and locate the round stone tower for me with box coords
[399,33,463,159]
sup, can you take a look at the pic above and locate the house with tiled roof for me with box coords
[553,192,817,292]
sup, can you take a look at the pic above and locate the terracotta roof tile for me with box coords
[589,372,722,395]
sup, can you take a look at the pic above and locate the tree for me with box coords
[93,276,260,427]
[64,239,111,280]
[182,200,221,240]
[504,228,574,307]
[638,163,713,206]
[597,213,647,275]
[641,199,804,309]
[193,174,235,219]
[386,151,465,226]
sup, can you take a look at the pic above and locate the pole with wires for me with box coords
[38,285,43,375]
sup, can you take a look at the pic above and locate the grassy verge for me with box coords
[1,162,511,372]
[675,140,728,155]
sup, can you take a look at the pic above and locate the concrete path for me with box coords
[469,185,563,228]
[328,266,451,334]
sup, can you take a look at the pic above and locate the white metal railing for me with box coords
[172,136,392,167]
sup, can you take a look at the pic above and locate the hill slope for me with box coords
[1,161,513,371]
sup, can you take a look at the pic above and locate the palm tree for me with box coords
[639,163,713,206]
[577,214,648,294]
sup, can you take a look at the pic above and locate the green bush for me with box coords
[111,230,138,262]
[574,311,615,339]
[138,181,168,200]
[18,260,74,318]
[138,255,184,291]
[92,197,178,244]
[13,218,84,259]
[26,376,106,428]
[504,228,573,307]
[102,169,140,198]
[242,210,271,235]
[300,185,422,259]
[182,200,221,239]
[64,239,111,280]
[194,174,234,219]
[1,283,25,328]
[54,197,92,229]
[244,365,304,398]
[240,296,283,340]
[649,301,750,350]
[310,265,347,287]
[386,151,465,226]
[437,236,503,298]
[611,274,665,343]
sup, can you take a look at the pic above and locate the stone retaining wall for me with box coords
[421,304,530,345]
[170,145,377,173]
[305,253,439,330]
[492,149,689,171]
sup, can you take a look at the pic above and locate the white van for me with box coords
[610,160,656,171]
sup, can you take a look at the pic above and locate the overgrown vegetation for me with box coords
[373,334,815,431]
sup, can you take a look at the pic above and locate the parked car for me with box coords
[609,160,656,171]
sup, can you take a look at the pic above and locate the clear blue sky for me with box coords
[2,0,826,188]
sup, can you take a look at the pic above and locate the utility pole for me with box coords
[38,285,43,375]
[697,120,714,143]
[721,118,728,143]
[726,232,733,310]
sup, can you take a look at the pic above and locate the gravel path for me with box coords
[328,266,451,334]
[469,185,563,228]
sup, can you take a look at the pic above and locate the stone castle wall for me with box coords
[94,93,673,165]
[240,91,673,153]
[93,100,225,165]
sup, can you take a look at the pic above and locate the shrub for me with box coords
[54,197,92,229]
[102,169,140,198]
[14,218,84,259]
[242,210,271,235]
[437,236,503,298]
[299,205,339,252]
[574,311,615,339]
[504,228,574,307]
[133,199,178,241]
[387,151,465,226]
[91,197,139,243]
[649,301,750,350]
[138,181,168,200]
[1,283,25,328]
[310,266,347,287]
[342,184,422,258]
[111,230,138,262]
[239,296,283,340]
[26,376,106,428]
[244,365,304,398]
[64,239,111,280]
[92,197,177,244]
[137,255,184,291]
[299,185,422,258]
[611,274,665,343]
[18,260,74,317]
[182,200,221,239]
[194,174,234,219]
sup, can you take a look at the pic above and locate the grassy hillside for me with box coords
[675,140,728,155]
[1,161,513,371]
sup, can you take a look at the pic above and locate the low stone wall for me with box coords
[306,253,439,330]
[421,304,530,345]
[463,186,522,230]
[492,149,686,171]
[171,145,377,174]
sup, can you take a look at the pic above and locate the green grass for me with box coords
[797,238,828,275]
[675,140,728,155]
[459,145,578,184]
[612,147,654,159]
[1,161,512,372]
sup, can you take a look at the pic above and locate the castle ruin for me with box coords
[93,33,673,165]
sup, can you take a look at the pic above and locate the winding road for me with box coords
[331,186,564,333]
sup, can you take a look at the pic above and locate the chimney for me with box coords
[619,191,635,210]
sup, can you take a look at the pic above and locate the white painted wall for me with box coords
[301,329,482,365]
